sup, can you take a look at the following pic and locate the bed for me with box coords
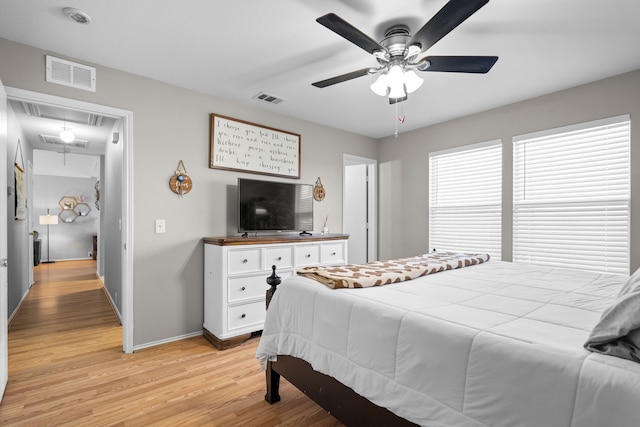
[256,256,640,427]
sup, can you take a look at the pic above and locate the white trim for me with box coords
[133,331,203,352]
[5,87,135,353]
[429,138,501,158]
[7,280,31,326]
[99,276,122,323]
[513,114,630,142]
[122,109,134,353]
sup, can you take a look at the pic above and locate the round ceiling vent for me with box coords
[62,7,92,25]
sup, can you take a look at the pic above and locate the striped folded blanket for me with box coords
[297,251,490,289]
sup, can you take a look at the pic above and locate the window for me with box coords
[429,140,502,259]
[513,116,630,274]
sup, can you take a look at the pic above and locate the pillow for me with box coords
[584,267,640,362]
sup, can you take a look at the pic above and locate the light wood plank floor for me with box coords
[0,260,342,426]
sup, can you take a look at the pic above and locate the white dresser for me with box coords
[203,234,349,349]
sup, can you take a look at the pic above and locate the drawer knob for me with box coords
[241,314,246,319]
[277,256,282,261]
[331,252,336,256]
[242,259,248,264]
[241,286,246,291]
[306,254,311,258]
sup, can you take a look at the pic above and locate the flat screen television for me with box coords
[238,178,313,234]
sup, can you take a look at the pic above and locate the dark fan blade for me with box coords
[408,0,490,52]
[419,56,498,73]
[316,13,385,54]
[312,67,372,88]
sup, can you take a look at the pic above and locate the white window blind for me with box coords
[429,140,502,260]
[513,115,630,274]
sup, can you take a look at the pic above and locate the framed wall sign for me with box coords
[210,113,301,179]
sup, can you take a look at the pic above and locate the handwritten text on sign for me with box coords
[210,114,300,179]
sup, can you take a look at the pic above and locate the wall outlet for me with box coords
[155,219,166,234]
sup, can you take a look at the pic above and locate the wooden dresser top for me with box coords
[203,234,349,246]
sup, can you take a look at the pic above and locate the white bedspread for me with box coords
[256,261,640,427]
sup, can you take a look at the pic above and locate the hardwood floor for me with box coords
[0,260,342,426]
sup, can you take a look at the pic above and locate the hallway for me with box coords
[0,260,339,426]
[8,260,121,373]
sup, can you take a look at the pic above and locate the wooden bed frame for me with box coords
[263,267,418,427]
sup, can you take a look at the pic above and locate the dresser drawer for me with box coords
[228,275,269,303]
[322,243,345,265]
[228,249,261,274]
[228,301,265,331]
[265,246,294,269]
[295,244,321,266]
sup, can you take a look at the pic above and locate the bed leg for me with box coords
[265,360,281,404]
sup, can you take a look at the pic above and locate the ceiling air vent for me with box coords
[253,92,284,105]
[45,55,96,92]
[40,134,89,149]
[20,101,41,117]
[87,113,103,127]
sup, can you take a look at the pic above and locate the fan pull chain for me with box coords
[394,100,406,138]
[394,101,399,138]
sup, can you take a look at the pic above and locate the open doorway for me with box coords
[343,154,377,264]
[5,87,134,353]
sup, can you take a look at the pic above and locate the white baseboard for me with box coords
[99,276,123,324]
[133,331,204,352]
[8,286,31,326]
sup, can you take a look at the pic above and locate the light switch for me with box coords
[155,219,166,234]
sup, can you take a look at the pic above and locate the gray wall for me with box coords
[32,175,98,261]
[6,102,32,317]
[103,119,123,314]
[0,37,378,347]
[378,69,640,273]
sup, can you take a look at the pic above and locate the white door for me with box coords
[343,154,377,264]
[345,164,368,264]
[0,79,9,400]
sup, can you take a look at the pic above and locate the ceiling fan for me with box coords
[311,0,498,103]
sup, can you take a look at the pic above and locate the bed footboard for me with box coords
[265,355,418,427]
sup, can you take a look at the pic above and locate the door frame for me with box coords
[343,154,378,262]
[6,87,135,354]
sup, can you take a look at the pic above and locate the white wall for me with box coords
[378,69,640,273]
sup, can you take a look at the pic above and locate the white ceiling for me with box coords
[1,0,640,139]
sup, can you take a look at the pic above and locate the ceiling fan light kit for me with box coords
[312,0,498,104]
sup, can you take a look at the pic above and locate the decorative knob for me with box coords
[266,265,282,309]
[241,286,246,291]
[242,259,248,263]
[241,314,246,319]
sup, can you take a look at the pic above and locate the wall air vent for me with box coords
[45,55,96,92]
[253,92,284,105]
[40,134,89,149]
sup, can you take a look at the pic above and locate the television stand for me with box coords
[202,234,348,349]
[299,231,312,236]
